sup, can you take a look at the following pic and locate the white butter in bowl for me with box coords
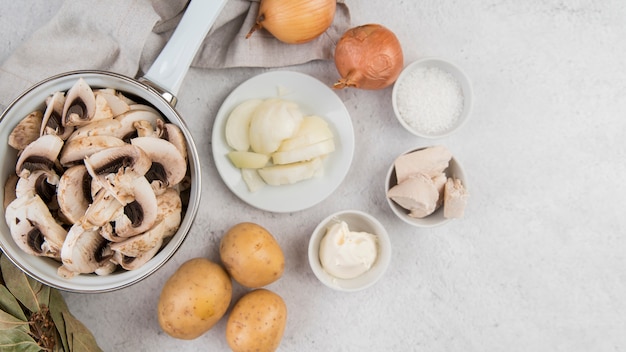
[308,210,391,292]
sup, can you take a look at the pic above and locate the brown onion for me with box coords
[245,0,336,44]
[333,24,404,90]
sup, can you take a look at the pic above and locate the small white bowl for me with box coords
[385,146,467,228]
[392,57,472,138]
[308,210,391,292]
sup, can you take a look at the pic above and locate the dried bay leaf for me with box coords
[0,327,41,352]
[63,311,103,352]
[72,332,104,352]
[0,254,45,312]
[0,284,27,321]
[49,289,70,352]
[0,309,29,331]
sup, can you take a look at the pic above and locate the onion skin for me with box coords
[333,24,404,90]
[246,0,336,44]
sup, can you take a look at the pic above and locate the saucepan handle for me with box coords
[142,0,227,104]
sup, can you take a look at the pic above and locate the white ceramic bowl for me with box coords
[385,146,467,228]
[308,210,391,292]
[392,57,472,138]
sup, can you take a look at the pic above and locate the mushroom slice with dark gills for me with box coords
[41,91,73,140]
[84,144,152,204]
[157,120,188,162]
[114,109,164,142]
[110,188,182,256]
[15,169,60,206]
[99,222,124,243]
[131,137,186,194]
[112,237,162,271]
[8,110,43,151]
[62,78,97,127]
[58,223,114,278]
[5,192,67,258]
[113,176,158,238]
[59,135,126,166]
[15,134,64,178]
[57,165,92,224]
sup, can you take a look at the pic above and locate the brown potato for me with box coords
[220,222,285,288]
[226,289,287,352]
[157,258,232,340]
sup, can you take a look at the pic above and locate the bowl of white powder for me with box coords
[392,57,472,138]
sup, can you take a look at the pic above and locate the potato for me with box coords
[220,222,285,288]
[226,289,287,352]
[157,258,232,340]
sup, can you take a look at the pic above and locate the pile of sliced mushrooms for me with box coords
[3,78,190,279]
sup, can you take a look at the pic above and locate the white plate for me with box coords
[212,71,355,213]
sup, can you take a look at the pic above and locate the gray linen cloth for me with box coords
[0,0,351,108]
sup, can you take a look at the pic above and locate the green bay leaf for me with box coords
[72,332,104,352]
[63,311,103,352]
[0,327,41,352]
[0,284,27,321]
[49,290,69,352]
[0,253,44,313]
[0,309,29,331]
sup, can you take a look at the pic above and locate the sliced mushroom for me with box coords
[114,109,164,142]
[15,134,64,178]
[95,89,130,117]
[83,144,151,179]
[8,110,43,151]
[59,135,126,166]
[3,173,18,211]
[57,165,92,224]
[114,176,158,238]
[41,92,73,140]
[94,260,118,276]
[5,192,67,258]
[92,92,114,121]
[84,144,152,204]
[15,169,60,205]
[129,103,159,114]
[99,222,125,243]
[109,224,163,257]
[131,137,186,192]
[157,120,188,161]
[90,176,103,199]
[118,92,137,106]
[82,187,124,229]
[67,118,122,142]
[58,223,113,278]
[112,237,162,271]
[134,120,158,137]
[154,188,183,238]
[62,78,96,127]
[109,188,181,256]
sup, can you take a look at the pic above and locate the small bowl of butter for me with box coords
[308,210,391,292]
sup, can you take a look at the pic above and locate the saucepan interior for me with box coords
[0,70,201,293]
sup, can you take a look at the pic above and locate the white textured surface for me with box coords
[2,1,626,351]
